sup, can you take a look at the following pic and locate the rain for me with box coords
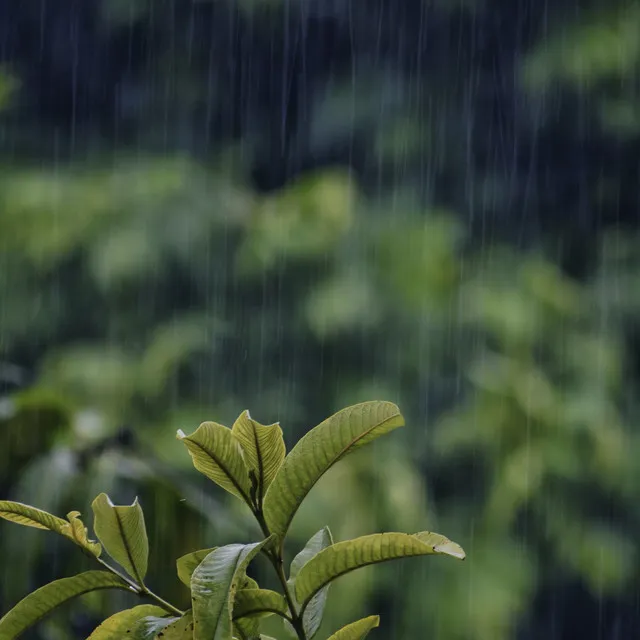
[0,0,639,638]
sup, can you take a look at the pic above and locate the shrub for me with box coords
[0,401,465,639]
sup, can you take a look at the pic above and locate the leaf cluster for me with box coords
[0,401,464,639]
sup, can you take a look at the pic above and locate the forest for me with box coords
[1,0,640,638]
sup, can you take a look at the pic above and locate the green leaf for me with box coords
[288,527,333,638]
[86,605,167,639]
[234,616,260,640]
[154,610,194,639]
[0,500,68,532]
[0,571,130,637]
[127,615,177,638]
[289,527,334,581]
[60,511,102,557]
[231,410,286,507]
[326,616,380,640]
[240,575,260,590]
[176,547,217,587]
[91,493,149,584]
[233,574,264,637]
[263,401,404,540]
[295,532,465,610]
[191,538,272,640]
[177,421,252,505]
[0,502,103,558]
[233,589,289,619]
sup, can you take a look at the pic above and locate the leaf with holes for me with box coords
[91,493,149,584]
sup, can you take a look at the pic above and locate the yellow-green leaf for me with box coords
[0,500,68,533]
[240,575,259,590]
[233,589,289,619]
[295,532,465,610]
[263,402,404,539]
[231,410,286,506]
[177,422,252,504]
[176,547,217,587]
[191,538,273,640]
[60,511,102,557]
[86,605,167,639]
[91,493,149,584]
[0,571,130,638]
[0,502,103,558]
[127,615,178,638]
[326,615,380,640]
[155,611,194,639]
[234,616,260,639]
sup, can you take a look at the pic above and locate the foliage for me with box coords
[0,401,465,639]
[3,0,640,637]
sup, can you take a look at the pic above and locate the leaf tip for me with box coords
[434,541,466,560]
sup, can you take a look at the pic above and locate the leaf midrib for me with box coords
[274,410,401,535]
[297,535,427,613]
[113,508,144,586]
[187,438,252,505]
[0,573,130,635]
[250,422,265,506]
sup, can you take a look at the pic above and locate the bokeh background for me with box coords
[1,0,640,638]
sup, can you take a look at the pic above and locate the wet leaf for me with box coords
[288,527,333,638]
[0,500,68,533]
[60,511,102,557]
[233,588,289,619]
[177,421,252,505]
[176,547,217,587]
[155,610,194,639]
[326,615,380,639]
[191,538,273,640]
[263,402,404,540]
[91,493,149,584]
[0,571,130,637]
[231,410,286,507]
[86,605,167,639]
[295,532,465,609]
[127,614,178,639]
[0,502,101,557]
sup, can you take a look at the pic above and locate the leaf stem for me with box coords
[95,557,184,616]
[254,509,307,640]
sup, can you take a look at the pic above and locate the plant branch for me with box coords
[253,508,307,640]
[95,557,184,616]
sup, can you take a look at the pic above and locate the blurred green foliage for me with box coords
[2,0,640,638]
[2,156,639,639]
